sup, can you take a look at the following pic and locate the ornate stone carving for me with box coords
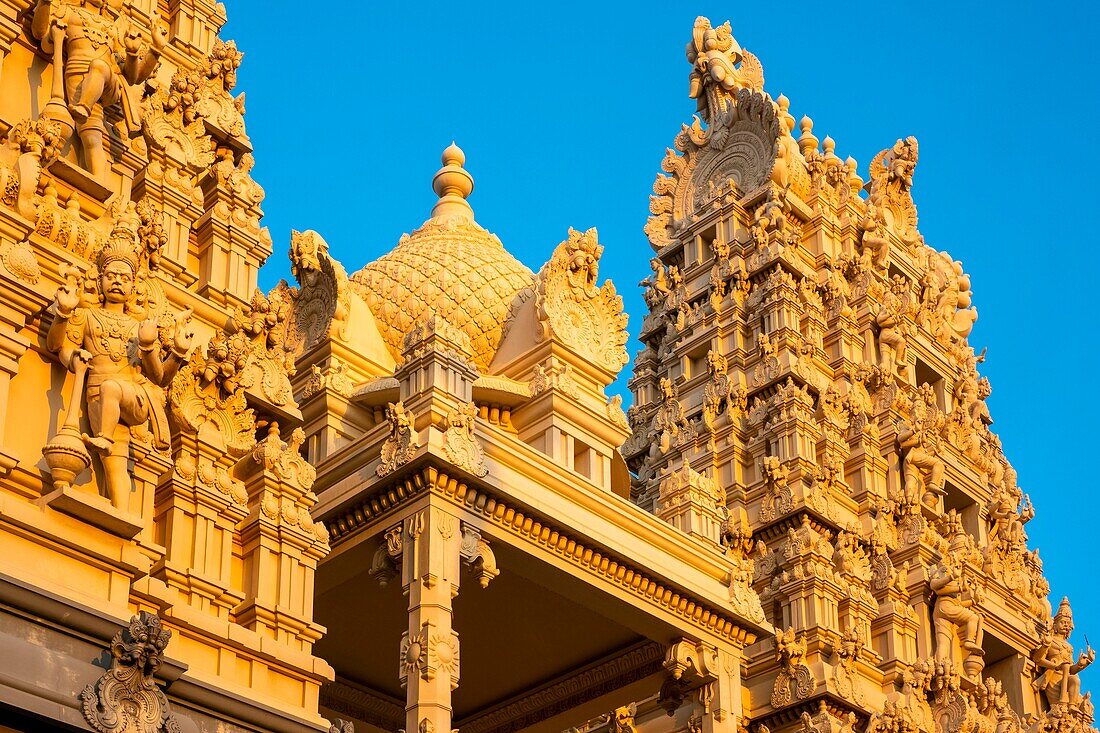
[277,229,351,355]
[301,357,355,400]
[918,248,978,343]
[771,627,814,708]
[168,330,255,456]
[1033,598,1095,711]
[534,228,628,374]
[441,402,488,477]
[0,117,64,219]
[400,623,460,691]
[225,287,296,408]
[377,401,418,476]
[459,525,499,588]
[251,422,317,492]
[606,394,630,431]
[529,356,580,398]
[80,612,179,733]
[758,455,791,523]
[720,514,767,624]
[31,0,167,178]
[897,384,946,509]
[166,39,246,140]
[702,350,746,436]
[873,275,914,379]
[370,523,403,587]
[830,628,865,704]
[44,222,190,508]
[653,377,696,454]
[868,136,921,246]
[686,17,764,121]
[930,514,986,679]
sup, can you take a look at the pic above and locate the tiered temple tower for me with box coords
[625,16,1093,733]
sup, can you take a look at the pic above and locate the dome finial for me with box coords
[431,142,474,222]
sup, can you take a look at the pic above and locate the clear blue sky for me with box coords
[226,1,1100,684]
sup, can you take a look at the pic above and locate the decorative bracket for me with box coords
[459,524,499,588]
[370,523,404,587]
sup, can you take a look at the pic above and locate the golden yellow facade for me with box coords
[0,3,1090,733]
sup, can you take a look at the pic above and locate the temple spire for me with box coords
[430,142,475,222]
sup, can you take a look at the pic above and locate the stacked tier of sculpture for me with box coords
[0,3,1091,733]
[0,0,332,731]
[626,15,1095,733]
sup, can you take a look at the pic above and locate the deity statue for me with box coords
[45,224,192,509]
[1033,598,1095,707]
[930,535,985,678]
[860,193,890,271]
[31,0,168,178]
[873,278,911,379]
[751,187,788,249]
[641,257,671,310]
[897,385,945,507]
[986,479,1033,553]
[653,377,689,454]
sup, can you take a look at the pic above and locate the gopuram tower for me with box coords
[623,16,1095,733]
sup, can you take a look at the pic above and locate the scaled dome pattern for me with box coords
[349,145,534,370]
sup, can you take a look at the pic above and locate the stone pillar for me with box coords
[400,506,462,733]
[153,433,248,616]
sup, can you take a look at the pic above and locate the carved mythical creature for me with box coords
[686,16,764,120]
[535,228,629,373]
[31,0,167,177]
[772,627,814,707]
[80,612,178,733]
[45,224,192,509]
[279,229,351,354]
[652,377,693,454]
[441,402,488,477]
[377,401,418,477]
[1033,598,1095,708]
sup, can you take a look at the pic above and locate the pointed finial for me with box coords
[799,116,819,157]
[431,142,474,222]
[845,156,864,193]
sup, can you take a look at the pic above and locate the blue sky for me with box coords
[226,2,1100,684]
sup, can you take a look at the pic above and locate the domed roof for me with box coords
[349,144,534,370]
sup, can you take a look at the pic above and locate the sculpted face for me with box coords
[100,261,136,304]
[1054,615,1073,638]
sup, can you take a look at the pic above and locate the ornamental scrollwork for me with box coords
[80,612,180,733]
[534,227,628,374]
